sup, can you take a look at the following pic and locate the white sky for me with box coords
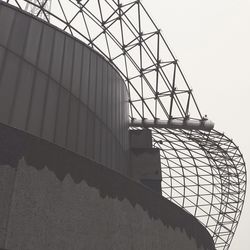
[142,0,250,249]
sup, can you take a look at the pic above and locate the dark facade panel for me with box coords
[77,104,87,157]
[101,62,108,125]
[55,88,70,147]
[27,71,48,136]
[61,36,74,90]
[10,62,34,129]
[88,51,97,112]
[42,79,59,141]
[8,12,30,56]
[24,18,43,64]
[0,6,15,46]
[0,4,129,174]
[85,109,95,159]
[95,56,103,120]
[0,52,20,124]
[71,41,82,98]
[66,96,79,152]
[107,66,112,130]
[93,119,101,163]
[80,46,90,105]
[38,25,54,74]
[100,126,108,167]
[0,47,4,69]
[51,31,65,83]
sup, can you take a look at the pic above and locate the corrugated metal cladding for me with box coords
[0,3,129,174]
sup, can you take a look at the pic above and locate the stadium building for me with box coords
[0,0,246,249]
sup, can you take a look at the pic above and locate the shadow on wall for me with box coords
[0,123,215,250]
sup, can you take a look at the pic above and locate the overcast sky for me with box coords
[142,0,250,249]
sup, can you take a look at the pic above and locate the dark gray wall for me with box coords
[0,124,215,250]
[0,2,129,174]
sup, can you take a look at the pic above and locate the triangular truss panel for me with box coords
[151,128,246,249]
[6,0,202,121]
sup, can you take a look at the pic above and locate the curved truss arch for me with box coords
[151,128,246,249]
[5,0,203,121]
[2,0,247,249]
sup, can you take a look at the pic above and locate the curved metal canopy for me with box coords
[2,0,247,249]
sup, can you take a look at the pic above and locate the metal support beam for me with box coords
[130,118,215,131]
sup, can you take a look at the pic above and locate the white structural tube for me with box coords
[130,118,215,131]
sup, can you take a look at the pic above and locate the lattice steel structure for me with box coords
[151,128,246,249]
[24,0,52,20]
[2,0,247,249]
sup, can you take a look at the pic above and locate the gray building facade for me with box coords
[0,3,129,174]
[0,3,215,250]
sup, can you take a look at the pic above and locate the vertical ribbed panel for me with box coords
[0,4,129,174]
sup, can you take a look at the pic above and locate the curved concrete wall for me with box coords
[0,3,129,174]
[0,124,215,250]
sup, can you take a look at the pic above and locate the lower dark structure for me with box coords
[0,123,214,250]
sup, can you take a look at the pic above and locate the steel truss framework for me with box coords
[151,128,246,249]
[2,0,247,249]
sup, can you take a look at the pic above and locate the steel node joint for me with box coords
[129,118,215,131]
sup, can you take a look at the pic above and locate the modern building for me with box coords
[0,0,246,249]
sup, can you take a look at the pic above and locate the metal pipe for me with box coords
[129,118,215,131]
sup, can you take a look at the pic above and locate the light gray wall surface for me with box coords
[0,2,129,175]
[0,124,215,250]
